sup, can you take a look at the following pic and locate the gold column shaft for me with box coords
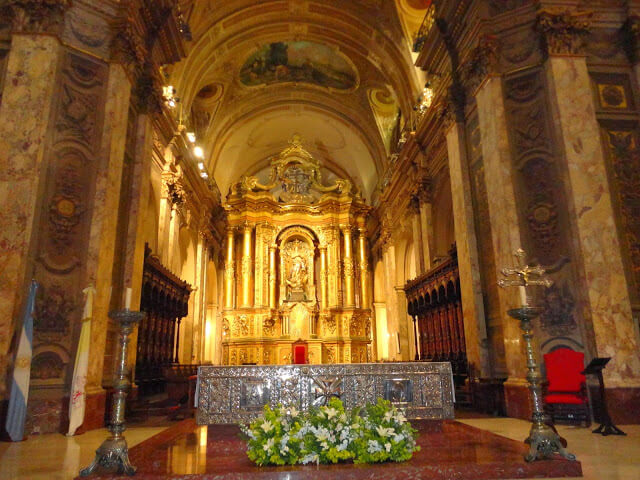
[358,229,369,308]
[241,225,253,308]
[320,247,328,310]
[269,245,276,309]
[343,227,355,307]
[224,228,235,310]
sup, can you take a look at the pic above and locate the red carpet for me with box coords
[80,419,582,479]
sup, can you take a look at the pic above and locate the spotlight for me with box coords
[187,132,196,143]
[194,146,204,158]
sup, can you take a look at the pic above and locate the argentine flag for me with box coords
[5,280,39,442]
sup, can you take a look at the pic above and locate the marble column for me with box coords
[342,227,356,307]
[119,114,154,372]
[82,64,132,411]
[190,231,207,363]
[474,76,529,403]
[419,197,435,271]
[446,122,491,377]
[0,35,61,396]
[358,228,370,308]
[224,227,235,310]
[545,55,640,389]
[320,246,328,310]
[241,224,253,308]
[410,198,426,273]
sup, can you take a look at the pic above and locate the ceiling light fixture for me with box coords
[194,146,204,158]
[187,132,196,143]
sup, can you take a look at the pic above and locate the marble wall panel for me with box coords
[545,56,640,387]
[0,35,61,399]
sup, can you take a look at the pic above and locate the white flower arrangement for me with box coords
[240,398,419,466]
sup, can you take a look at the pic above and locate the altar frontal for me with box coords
[196,362,454,424]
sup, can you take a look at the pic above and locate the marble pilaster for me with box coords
[120,114,154,370]
[419,200,435,271]
[0,35,61,397]
[83,64,132,397]
[446,122,491,377]
[545,55,640,387]
[474,77,528,388]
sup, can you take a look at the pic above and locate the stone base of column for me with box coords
[589,386,640,425]
[504,378,532,421]
[75,390,108,434]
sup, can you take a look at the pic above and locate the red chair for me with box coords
[293,340,307,364]
[543,348,591,427]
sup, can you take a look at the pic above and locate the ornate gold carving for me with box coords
[231,135,358,203]
[537,9,592,56]
[343,257,354,278]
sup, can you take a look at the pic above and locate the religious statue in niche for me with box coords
[283,239,312,302]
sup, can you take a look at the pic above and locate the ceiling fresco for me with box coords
[240,41,358,91]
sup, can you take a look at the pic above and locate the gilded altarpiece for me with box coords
[221,137,372,366]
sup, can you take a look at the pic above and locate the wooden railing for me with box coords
[404,246,466,375]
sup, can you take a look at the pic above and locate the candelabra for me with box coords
[498,249,576,462]
[80,309,145,476]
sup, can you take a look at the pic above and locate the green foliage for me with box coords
[240,397,419,466]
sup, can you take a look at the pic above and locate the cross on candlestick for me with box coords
[498,249,553,306]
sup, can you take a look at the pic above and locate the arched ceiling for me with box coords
[171,0,422,202]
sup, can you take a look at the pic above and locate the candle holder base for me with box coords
[79,435,135,476]
[507,307,576,463]
[525,422,576,462]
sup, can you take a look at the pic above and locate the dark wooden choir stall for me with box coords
[405,246,467,375]
[135,245,192,398]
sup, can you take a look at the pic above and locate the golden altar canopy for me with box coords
[222,136,372,365]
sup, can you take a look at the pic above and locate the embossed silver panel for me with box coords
[196,362,454,424]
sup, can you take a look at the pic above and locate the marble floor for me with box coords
[0,417,637,480]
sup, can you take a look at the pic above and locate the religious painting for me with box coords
[384,379,413,404]
[240,41,357,90]
[240,378,270,410]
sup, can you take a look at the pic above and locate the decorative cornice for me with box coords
[536,9,592,56]
[1,0,72,34]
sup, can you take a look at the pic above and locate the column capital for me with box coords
[536,8,592,56]
[1,0,71,35]
[460,34,500,96]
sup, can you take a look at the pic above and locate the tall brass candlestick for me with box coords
[80,309,144,476]
[498,249,576,462]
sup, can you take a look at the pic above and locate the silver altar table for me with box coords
[196,362,454,424]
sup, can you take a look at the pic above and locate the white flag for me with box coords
[67,285,95,436]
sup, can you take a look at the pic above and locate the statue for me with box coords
[286,255,308,301]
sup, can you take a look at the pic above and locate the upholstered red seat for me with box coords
[294,344,307,364]
[543,347,590,427]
